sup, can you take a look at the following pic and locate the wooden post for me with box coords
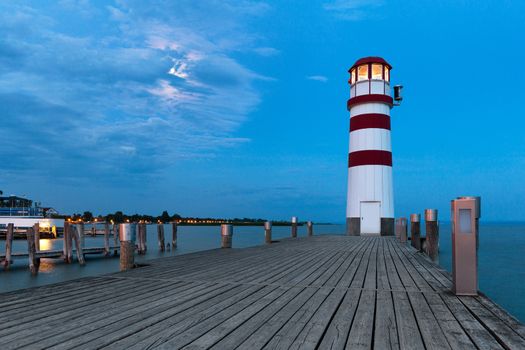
[291,216,298,238]
[171,222,178,249]
[157,223,165,252]
[424,209,439,261]
[137,223,147,255]
[72,225,86,266]
[113,224,118,255]
[221,224,233,248]
[306,221,313,236]
[63,221,72,263]
[33,223,40,252]
[62,221,68,261]
[104,222,110,256]
[3,223,14,270]
[92,223,96,237]
[26,227,38,275]
[264,221,272,244]
[410,214,421,251]
[396,218,408,243]
[78,221,85,248]
[119,223,135,271]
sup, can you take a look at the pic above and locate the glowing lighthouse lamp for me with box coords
[346,57,402,236]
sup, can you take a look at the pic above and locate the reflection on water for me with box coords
[0,223,524,322]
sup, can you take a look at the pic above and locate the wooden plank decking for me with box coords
[0,235,524,349]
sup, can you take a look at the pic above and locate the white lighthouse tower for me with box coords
[346,57,397,236]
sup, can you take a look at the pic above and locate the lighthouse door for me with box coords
[360,201,381,235]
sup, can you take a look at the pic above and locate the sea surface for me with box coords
[0,222,524,322]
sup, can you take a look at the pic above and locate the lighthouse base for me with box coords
[346,217,395,236]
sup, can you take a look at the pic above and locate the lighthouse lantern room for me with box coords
[346,56,396,236]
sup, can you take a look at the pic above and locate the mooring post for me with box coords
[306,221,313,237]
[119,223,136,271]
[397,217,408,243]
[26,226,38,275]
[171,222,178,249]
[113,224,119,255]
[104,222,110,256]
[3,223,14,270]
[452,196,480,296]
[62,221,69,262]
[291,216,298,238]
[410,214,421,251]
[264,221,272,244]
[221,224,233,248]
[78,221,85,249]
[72,225,86,266]
[136,222,143,255]
[33,223,40,252]
[157,222,165,252]
[425,209,439,261]
[63,221,73,263]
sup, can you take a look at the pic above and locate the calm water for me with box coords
[0,223,524,322]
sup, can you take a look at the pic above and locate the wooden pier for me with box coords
[0,235,524,349]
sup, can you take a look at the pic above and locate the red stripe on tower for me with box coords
[347,94,393,110]
[350,114,390,132]
[348,150,392,167]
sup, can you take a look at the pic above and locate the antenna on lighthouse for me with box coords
[393,85,403,106]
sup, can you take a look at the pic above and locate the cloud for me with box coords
[306,75,328,82]
[0,1,274,183]
[323,0,384,21]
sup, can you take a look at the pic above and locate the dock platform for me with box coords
[0,235,524,349]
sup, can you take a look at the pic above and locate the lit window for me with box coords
[357,65,368,81]
[372,64,383,79]
[351,69,356,84]
[384,67,390,82]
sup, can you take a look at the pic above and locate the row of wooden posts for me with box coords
[395,209,439,261]
[119,219,315,271]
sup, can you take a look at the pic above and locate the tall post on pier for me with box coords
[72,224,86,266]
[3,223,14,270]
[410,214,421,251]
[136,222,143,255]
[78,221,85,248]
[113,223,119,255]
[424,209,439,261]
[221,224,233,248]
[306,221,313,237]
[396,217,408,243]
[157,222,165,252]
[452,197,480,296]
[63,221,72,263]
[171,222,178,249]
[34,223,40,252]
[119,223,136,271]
[104,222,110,256]
[26,226,38,275]
[264,221,272,244]
[291,216,298,238]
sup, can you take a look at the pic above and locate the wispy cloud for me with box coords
[324,0,384,21]
[306,75,328,82]
[0,1,275,183]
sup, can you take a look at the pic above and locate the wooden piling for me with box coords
[33,223,40,252]
[72,225,86,266]
[104,222,110,256]
[137,223,147,255]
[113,224,118,255]
[291,216,298,238]
[78,221,85,248]
[63,221,73,263]
[157,223,165,252]
[119,223,135,271]
[264,221,272,244]
[3,223,14,270]
[396,217,408,243]
[171,222,178,249]
[26,227,38,275]
[306,221,313,236]
[410,214,421,251]
[425,209,439,261]
[221,224,233,248]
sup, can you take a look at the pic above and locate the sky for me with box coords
[1,0,525,222]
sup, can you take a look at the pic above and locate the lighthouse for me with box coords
[346,57,397,236]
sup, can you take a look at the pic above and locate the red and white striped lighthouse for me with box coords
[346,57,395,236]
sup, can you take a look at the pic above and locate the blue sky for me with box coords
[1,0,525,222]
